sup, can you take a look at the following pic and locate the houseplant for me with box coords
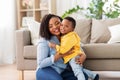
[62,0,120,19]
[103,0,120,18]
[61,5,83,19]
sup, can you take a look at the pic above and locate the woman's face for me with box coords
[49,17,61,36]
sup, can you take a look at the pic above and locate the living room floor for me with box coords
[0,64,120,80]
[0,64,35,80]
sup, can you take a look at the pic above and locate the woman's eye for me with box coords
[49,25,52,28]
[55,22,60,25]
[57,22,60,24]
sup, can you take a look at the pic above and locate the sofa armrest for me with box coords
[15,28,31,70]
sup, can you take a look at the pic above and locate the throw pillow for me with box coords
[27,19,40,45]
[108,24,120,43]
[75,19,92,44]
[90,18,120,43]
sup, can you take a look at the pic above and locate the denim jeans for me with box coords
[61,67,88,80]
[36,67,62,80]
[69,56,96,80]
[36,66,88,80]
[69,56,85,80]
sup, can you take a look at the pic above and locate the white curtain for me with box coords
[0,0,16,64]
[56,0,91,19]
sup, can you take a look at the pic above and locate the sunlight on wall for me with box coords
[56,0,91,16]
[56,0,91,19]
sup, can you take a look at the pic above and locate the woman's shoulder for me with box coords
[38,37,46,42]
[37,36,59,45]
[37,38,49,50]
[50,36,60,44]
[38,37,48,45]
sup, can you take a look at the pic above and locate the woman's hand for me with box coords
[49,42,56,49]
[54,52,62,62]
[75,53,86,65]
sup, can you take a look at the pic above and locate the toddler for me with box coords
[49,16,99,80]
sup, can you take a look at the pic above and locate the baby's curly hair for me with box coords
[64,16,76,29]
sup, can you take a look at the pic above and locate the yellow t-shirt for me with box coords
[56,31,82,63]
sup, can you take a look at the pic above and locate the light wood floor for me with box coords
[0,64,120,80]
[0,64,35,80]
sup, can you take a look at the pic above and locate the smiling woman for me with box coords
[0,0,16,64]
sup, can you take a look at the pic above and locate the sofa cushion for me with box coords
[23,45,37,59]
[84,60,120,71]
[82,43,120,59]
[108,24,120,43]
[75,19,92,44]
[90,18,120,43]
[27,19,41,45]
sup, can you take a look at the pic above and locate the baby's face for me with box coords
[60,19,74,35]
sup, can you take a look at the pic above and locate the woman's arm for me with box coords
[75,53,86,65]
[75,47,86,65]
[37,41,53,68]
[54,48,74,62]
[37,39,59,68]
[54,52,62,62]
[48,42,74,62]
[37,39,62,68]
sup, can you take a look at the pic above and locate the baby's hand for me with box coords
[49,42,56,48]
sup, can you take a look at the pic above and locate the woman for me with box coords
[36,14,88,80]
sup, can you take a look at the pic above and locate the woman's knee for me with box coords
[36,67,63,80]
[36,68,43,80]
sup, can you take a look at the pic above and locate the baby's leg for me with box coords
[69,56,85,80]
[83,68,97,79]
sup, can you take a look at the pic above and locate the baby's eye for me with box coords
[65,25,68,28]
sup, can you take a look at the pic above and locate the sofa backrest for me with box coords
[91,18,120,43]
[75,19,92,44]
[75,18,120,44]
